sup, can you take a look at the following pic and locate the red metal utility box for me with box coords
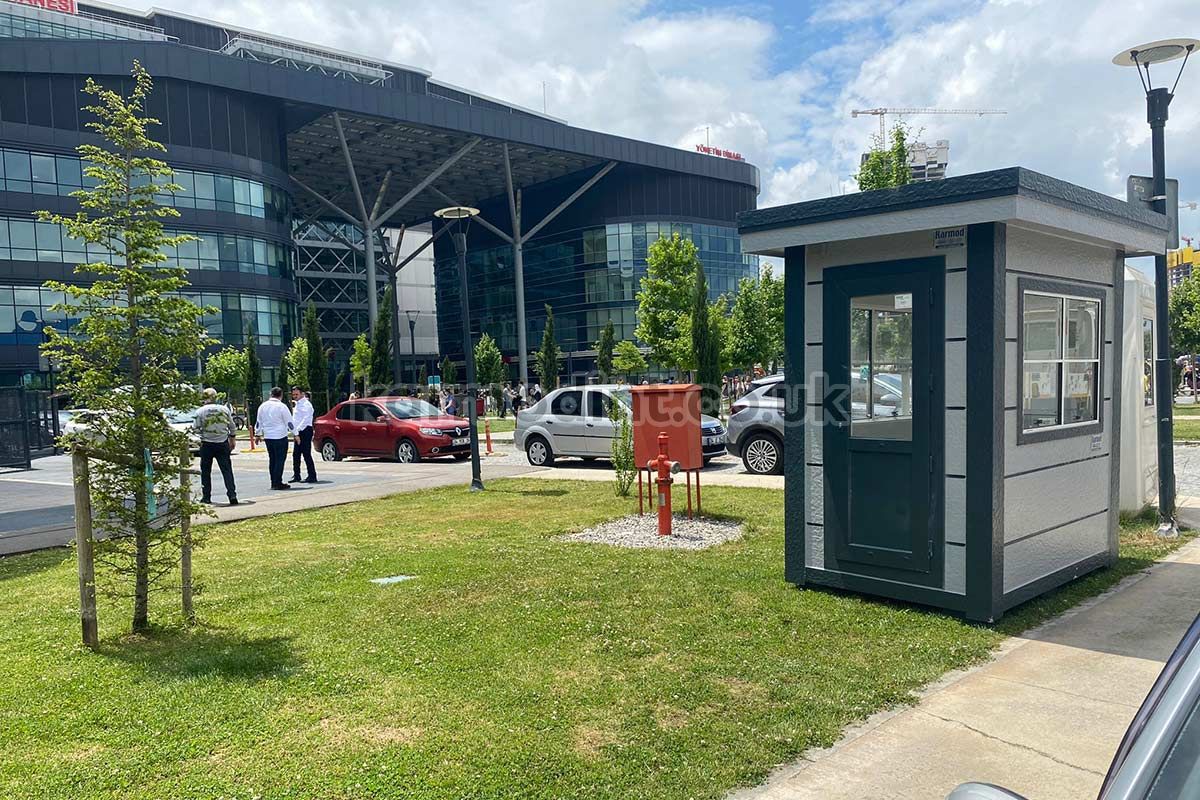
[630,384,703,471]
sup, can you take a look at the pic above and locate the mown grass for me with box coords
[1175,415,1200,440]
[0,482,1188,799]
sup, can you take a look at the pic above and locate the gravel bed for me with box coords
[561,513,744,550]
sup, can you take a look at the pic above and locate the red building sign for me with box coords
[6,0,78,13]
[694,144,745,162]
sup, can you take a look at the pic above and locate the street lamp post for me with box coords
[406,310,420,386]
[435,206,484,492]
[1114,38,1197,536]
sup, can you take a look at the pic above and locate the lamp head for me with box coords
[433,206,480,220]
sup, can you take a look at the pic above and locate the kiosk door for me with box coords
[823,260,941,583]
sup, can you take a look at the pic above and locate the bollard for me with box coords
[646,432,680,536]
[485,418,494,455]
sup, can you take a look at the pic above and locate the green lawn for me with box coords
[1175,407,1200,440]
[476,416,516,433]
[0,483,1186,799]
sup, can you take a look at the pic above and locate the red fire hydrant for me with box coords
[647,432,681,536]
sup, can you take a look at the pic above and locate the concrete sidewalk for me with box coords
[731,538,1200,800]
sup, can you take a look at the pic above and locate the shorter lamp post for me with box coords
[1113,37,1198,535]
[406,309,420,386]
[434,205,484,492]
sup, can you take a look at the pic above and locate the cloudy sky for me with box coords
[121,0,1199,247]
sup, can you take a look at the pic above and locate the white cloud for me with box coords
[115,0,1200,243]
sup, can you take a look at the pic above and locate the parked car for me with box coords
[60,407,201,452]
[949,612,1200,800]
[726,372,909,475]
[514,384,726,467]
[726,374,786,475]
[314,396,472,463]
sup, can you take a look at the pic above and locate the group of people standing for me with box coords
[191,386,318,507]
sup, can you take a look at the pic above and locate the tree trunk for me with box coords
[127,268,150,633]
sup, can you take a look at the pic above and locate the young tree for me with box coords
[205,346,248,402]
[856,123,912,191]
[536,304,562,390]
[244,325,262,415]
[609,399,636,497]
[474,333,505,413]
[369,285,394,390]
[1170,271,1200,357]
[636,233,699,375]
[613,340,647,381]
[440,355,458,387]
[595,318,616,383]
[725,276,767,372]
[283,336,305,392]
[303,302,328,413]
[691,262,722,416]
[349,332,371,396]
[759,265,785,372]
[417,362,428,390]
[39,62,209,633]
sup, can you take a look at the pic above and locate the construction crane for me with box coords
[851,107,1007,138]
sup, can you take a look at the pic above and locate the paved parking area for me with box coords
[0,445,538,555]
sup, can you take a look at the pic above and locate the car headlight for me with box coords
[418,427,441,435]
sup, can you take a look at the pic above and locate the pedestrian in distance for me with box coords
[193,387,238,506]
[445,391,458,416]
[256,386,294,490]
[290,386,318,484]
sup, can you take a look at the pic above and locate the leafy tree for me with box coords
[474,332,505,413]
[725,276,768,372]
[613,340,647,380]
[609,398,635,496]
[440,355,457,387]
[205,346,248,402]
[856,123,912,191]
[349,332,371,396]
[244,324,262,415]
[636,233,699,374]
[691,262,722,416]
[760,265,785,372]
[303,302,329,413]
[38,62,209,633]
[369,284,394,390]
[283,336,305,391]
[1170,271,1200,357]
[276,347,289,404]
[536,304,562,390]
[595,318,616,383]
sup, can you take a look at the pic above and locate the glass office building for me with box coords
[0,0,758,390]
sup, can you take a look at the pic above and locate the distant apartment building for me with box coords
[858,139,950,184]
[1169,246,1199,290]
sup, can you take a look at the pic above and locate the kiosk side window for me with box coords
[1019,279,1103,442]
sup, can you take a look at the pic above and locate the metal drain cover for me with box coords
[370,575,415,585]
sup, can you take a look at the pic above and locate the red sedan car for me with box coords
[314,396,472,463]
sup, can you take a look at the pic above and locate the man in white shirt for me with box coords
[290,386,317,484]
[256,386,294,490]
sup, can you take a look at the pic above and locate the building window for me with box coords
[1019,280,1103,442]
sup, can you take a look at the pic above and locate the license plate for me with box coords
[452,437,470,446]
[704,435,725,447]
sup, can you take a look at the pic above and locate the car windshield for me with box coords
[611,389,631,409]
[385,399,440,419]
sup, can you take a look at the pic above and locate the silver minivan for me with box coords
[514,384,727,467]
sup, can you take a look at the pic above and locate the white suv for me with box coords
[514,385,726,467]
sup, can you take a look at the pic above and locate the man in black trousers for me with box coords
[193,387,238,505]
[255,386,294,490]
[290,386,317,484]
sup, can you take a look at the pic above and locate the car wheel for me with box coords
[742,432,782,475]
[525,435,554,467]
[320,439,342,462]
[395,439,420,463]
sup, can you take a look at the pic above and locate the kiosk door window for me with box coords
[824,262,939,581]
